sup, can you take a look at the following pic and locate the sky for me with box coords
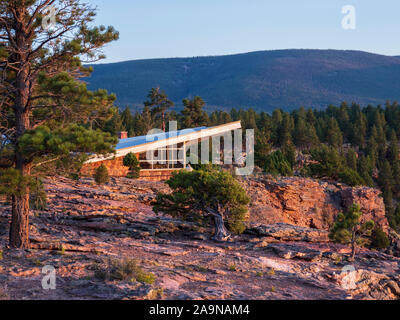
[90,0,400,63]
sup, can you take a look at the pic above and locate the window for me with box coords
[138,143,185,170]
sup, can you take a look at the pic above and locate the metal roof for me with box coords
[85,121,242,163]
[115,126,207,150]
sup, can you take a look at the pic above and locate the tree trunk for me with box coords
[10,50,31,248]
[10,192,30,248]
[212,213,230,241]
[206,207,230,241]
[10,109,31,248]
[350,229,356,261]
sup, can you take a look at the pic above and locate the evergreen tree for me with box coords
[254,129,272,169]
[326,118,343,148]
[277,112,293,147]
[264,150,293,176]
[121,107,134,137]
[283,141,296,169]
[133,106,154,136]
[153,166,250,240]
[357,155,374,187]
[387,130,399,165]
[123,153,141,179]
[94,164,110,185]
[104,109,124,136]
[346,149,358,171]
[0,0,119,248]
[181,96,209,128]
[330,204,374,260]
[144,87,174,132]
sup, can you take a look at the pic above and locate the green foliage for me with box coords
[94,164,110,185]
[153,166,250,235]
[338,168,365,187]
[330,204,375,259]
[144,87,174,131]
[370,227,390,249]
[18,124,117,159]
[181,96,209,128]
[29,178,47,210]
[123,153,141,179]
[94,259,155,284]
[0,0,119,247]
[305,145,364,186]
[263,150,293,176]
[0,169,34,197]
[306,145,343,180]
[255,129,272,168]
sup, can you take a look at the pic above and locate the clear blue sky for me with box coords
[91,0,400,63]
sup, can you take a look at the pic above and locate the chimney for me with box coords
[118,131,128,139]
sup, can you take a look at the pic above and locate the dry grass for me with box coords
[94,258,155,284]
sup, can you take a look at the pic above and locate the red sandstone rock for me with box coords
[242,177,389,233]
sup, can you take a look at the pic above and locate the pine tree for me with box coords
[153,167,250,240]
[346,149,358,171]
[133,106,154,136]
[94,164,110,185]
[104,109,124,136]
[181,96,209,128]
[357,155,374,187]
[144,87,174,131]
[277,112,293,147]
[255,129,272,169]
[378,160,394,219]
[121,107,134,137]
[387,130,399,165]
[123,153,141,179]
[0,0,119,248]
[329,203,374,260]
[326,118,343,148]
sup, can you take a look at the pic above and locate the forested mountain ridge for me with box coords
[86,49,400,111]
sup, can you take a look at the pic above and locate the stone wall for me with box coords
[81,157,130,177]
[81,156,180,181]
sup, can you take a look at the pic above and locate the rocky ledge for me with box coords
[0,176,399,300]
[243,176,389,232]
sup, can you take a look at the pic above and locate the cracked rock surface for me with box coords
[0,176,399,300]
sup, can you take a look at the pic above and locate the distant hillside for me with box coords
[85,49,400,112]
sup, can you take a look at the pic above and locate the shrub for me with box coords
[338,168,365,187]
[371,227,390,249]
[123,153,141,179]
[69,173,80,181]
[0,287,8,300]
[94,259,155,284]
[153,166,250,241]
[264,150,293,176]
[330,203,374,260]
[94,164,109,185]
[29,178,47,210]
[228,264,237,271]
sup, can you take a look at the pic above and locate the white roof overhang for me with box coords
[85,121,242,164]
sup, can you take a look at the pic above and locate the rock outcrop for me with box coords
[242,177,389,233]
[0,176,399,300]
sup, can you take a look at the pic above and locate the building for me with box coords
[81,121,242,181]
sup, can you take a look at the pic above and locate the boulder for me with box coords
[243,177,389,233]
[246,223,329,242]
